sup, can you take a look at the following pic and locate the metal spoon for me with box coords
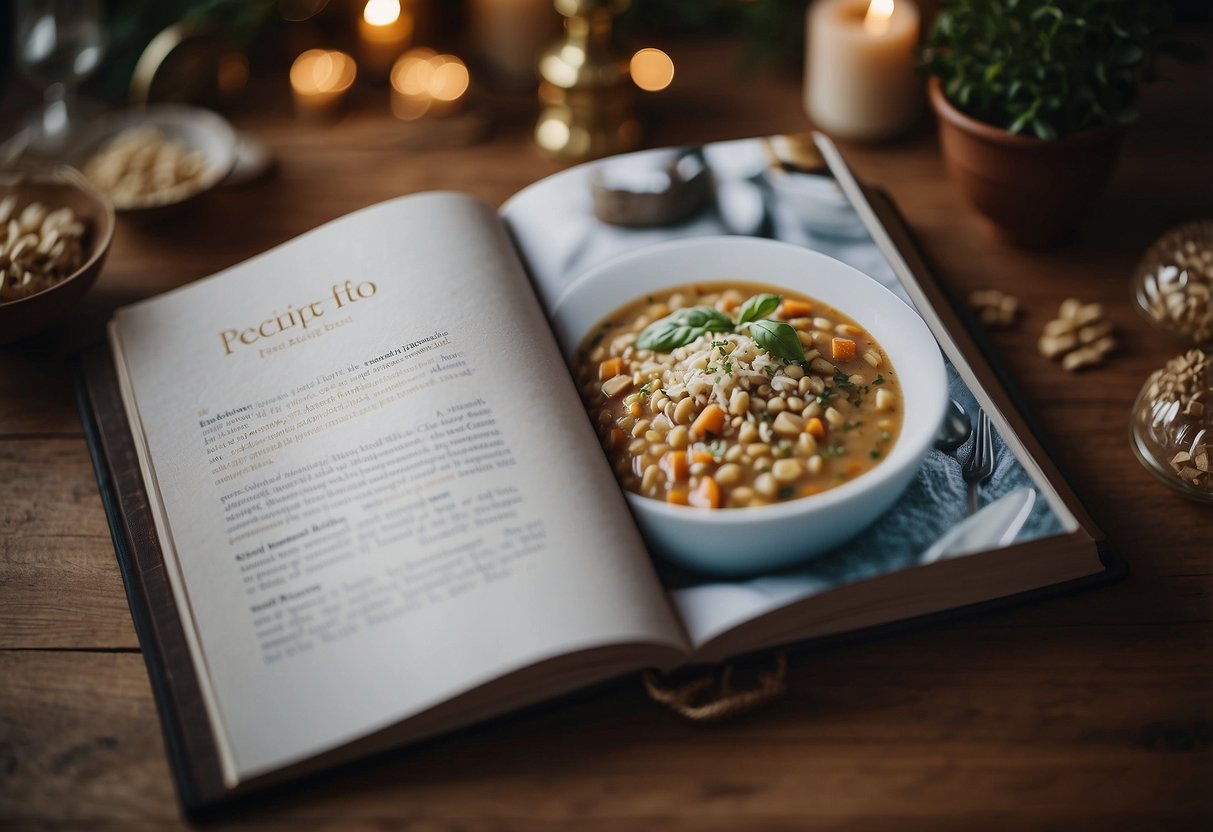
[934,398,971,452]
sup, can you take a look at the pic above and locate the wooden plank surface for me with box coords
[1,37,1210,830]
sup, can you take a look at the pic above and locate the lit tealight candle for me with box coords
[390,49,470,120]
[290,49,357,119]
[359,0,414,81]
[805,0,921,142]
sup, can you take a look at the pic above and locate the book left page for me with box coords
[111,193,688,786]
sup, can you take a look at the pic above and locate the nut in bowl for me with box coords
[0,168,115,344]
[550,237,947,576]
[69,105,237,219]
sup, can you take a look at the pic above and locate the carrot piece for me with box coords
[780,298,813,319]
[666,488,689,505]
[691,403,726,437]
[598,357,623,380]
[806,417,826,440]
[688,476,722,509]
[847,461,864,476]
[692,450,715,465]
[661,450,689,482]
[831,337,857,361]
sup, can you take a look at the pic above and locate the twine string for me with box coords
[642,652,788,721]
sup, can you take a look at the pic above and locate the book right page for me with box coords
[503,136,1090,651]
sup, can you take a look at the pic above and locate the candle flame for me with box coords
[363,0,401,26]
[630,48,675,92]
[290,49,356,93]
[430,59,470,102]
[863,0,894,35]
[390,50,469,119]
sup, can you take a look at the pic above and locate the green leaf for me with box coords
[1031,118,1057,141]
[636,306,734,352]
[1030,6,1061,24]
[748,320,806,364]
[735,293,780,326]
[1113,44,1144,66]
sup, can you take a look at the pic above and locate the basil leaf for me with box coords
[735,293,781,326]
[637,306,735,352]
[748,319,806,364]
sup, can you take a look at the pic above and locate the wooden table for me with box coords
[2,41,1211,831]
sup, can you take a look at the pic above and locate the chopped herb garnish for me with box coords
[821,443,847,459]
[870,449,881,459]
[833,370,854,389]
[881,430,891,442]
[842,421,863,432]
[762,364,777,377]
[777,485,795,499]
[760,412,774,423]
[873,374,886,385]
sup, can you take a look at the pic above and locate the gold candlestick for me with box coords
[534,0,639,161]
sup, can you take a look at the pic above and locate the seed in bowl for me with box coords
[573,282,903,508]
[0,195,88,302]
[83,125,212,209]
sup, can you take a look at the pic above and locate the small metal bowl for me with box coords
[68,104,237,221]
[0,167,115,344]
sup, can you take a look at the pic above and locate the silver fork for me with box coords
[963,409,995,515]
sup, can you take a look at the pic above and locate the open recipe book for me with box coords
[76,134,1115,814]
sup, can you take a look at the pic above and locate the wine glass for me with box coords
[13,0,105,155]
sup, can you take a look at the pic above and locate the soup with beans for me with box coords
[573,282,904,509]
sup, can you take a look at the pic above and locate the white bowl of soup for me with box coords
[550,236,946,575]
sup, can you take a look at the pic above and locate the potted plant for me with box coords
[920,1,1174,247]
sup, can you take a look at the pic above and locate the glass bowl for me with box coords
[1132,219,1213,346]
[1130,349,1213,503]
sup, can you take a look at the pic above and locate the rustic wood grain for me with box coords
[1,36,1210,831]
[2,629,1209,831]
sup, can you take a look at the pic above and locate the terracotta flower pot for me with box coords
[927,77,1125,248]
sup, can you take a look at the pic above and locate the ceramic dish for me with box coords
[550,236,947,575]
[0,167,115,344]
[68,104,237,220]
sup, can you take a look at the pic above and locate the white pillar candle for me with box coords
[805,0,921,142]
[359,0,414,81]
[469,0,561,88]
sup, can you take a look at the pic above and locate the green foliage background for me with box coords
[920,0,1177,139]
